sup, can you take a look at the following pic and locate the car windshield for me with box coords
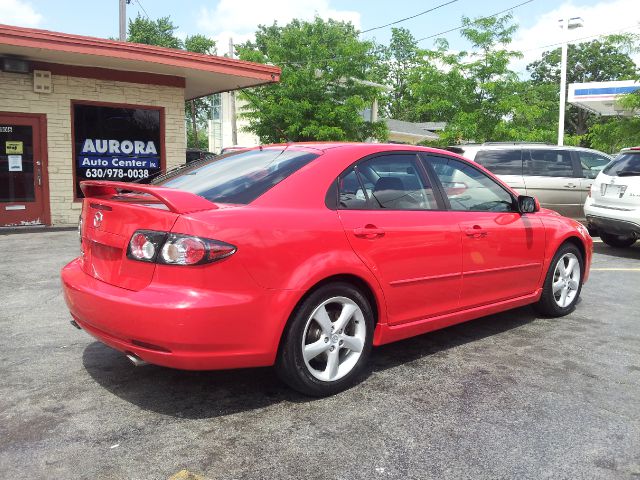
[153,147,320,204]
[602,152,640,177]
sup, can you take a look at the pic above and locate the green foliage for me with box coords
[184,34,216,54]
[371,28,421,120]
[236,17,387,143]
[430,13,523,143]
[587,118,640,153]
[127,15,183,49]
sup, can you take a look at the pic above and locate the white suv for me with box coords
[585,147,640,248]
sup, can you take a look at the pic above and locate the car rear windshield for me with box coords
[602,152,640,177]
[153,147,320,204]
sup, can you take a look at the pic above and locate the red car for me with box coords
[62,143,592,396]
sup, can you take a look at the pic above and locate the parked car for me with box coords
[447,142,613,220]
[185,148,216,164]
[584,146,640,247]
[62,143,592,396]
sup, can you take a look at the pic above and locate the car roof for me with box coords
[256,142,456,155]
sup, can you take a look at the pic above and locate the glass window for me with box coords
[525,149,574,177]
[0,124,34,202]
[474,149,523,176]
[338,169,369,209]
[155,147,319,204]
[579,151,611,179]
[602,152,640,177]
[426,155,514,212]
[339,154,438,210]
[73,103,163,198]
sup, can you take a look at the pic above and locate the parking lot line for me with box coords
[591,268,640,271]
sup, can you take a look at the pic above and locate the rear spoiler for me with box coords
[80,181,218,214]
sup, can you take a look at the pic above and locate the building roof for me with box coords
[384,119,444,142]
[0,24,281,99]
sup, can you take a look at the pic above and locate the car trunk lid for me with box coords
[79,181,217,291]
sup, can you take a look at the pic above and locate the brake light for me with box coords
[127,230,236,265]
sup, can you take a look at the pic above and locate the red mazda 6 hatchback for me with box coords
[62,143,592,396]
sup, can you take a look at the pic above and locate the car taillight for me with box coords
[127,230,167,263]
[127,230,236,266]
[587,185,592,197]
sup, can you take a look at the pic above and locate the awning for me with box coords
[568,80,639,116]
[0,24,280,99]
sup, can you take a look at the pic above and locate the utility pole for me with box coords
[119,0,127,41]
[228,37,238,146]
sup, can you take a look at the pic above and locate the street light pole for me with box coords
[557,17,584,146]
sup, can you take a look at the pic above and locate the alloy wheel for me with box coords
[552,252,581,308]
[301,296,367,382]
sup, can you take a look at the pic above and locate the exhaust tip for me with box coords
[125,352,149,367]
[70,319,82,330]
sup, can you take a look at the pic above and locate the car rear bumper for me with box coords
[61,258,284,370]
[584,203,640,237]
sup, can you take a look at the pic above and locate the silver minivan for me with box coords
[448,143,613,220]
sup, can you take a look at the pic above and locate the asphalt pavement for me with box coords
[1,230,639,480]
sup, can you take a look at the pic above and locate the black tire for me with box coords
[599,231,636,248]
[276,282,374,397]
[534,243,584,317]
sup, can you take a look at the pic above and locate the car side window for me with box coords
[579,151,611,179]
[425,155,515,212]
[338,169,368,209]
[525,149,574,177]
[338,154,438,210]
[474,149,523,176]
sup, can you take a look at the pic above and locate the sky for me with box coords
[1,0,639,74]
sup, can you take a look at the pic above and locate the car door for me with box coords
[423,153,546,309]
[473,148,526,194]
[336,153,463,326]
[522,148,583,218]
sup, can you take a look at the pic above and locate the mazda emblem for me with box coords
[93,211,103,228]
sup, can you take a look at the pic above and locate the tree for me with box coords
[127,15,216,149]
[372,28,421,120]
[236,17,387,143]
[127,15,183,49]
[527,35,638,136]
[409,13,524,144]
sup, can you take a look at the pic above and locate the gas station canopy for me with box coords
[568,80,639,116]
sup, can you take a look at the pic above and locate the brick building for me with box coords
[0,24,280,227]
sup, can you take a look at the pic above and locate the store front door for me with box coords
[0,114,49,227]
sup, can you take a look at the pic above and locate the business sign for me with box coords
[74,103,162,197]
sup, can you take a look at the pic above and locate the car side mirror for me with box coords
[518,195,539,214]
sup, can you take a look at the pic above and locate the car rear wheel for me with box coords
[276,282,374,397]
[599,231,636,248]
[534,243,584,317]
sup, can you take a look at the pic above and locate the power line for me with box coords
[361,0,459,34]
[135,0,150,19]
[521,23,640,53]
[416,0,534,42]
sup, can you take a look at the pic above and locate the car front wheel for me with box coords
[276,282,374,397]
[599,231,636,248]
[534,243,584,317]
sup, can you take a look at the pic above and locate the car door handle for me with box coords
[464,225,487,238]
[564,183,577,188]
[353,225,385,239]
